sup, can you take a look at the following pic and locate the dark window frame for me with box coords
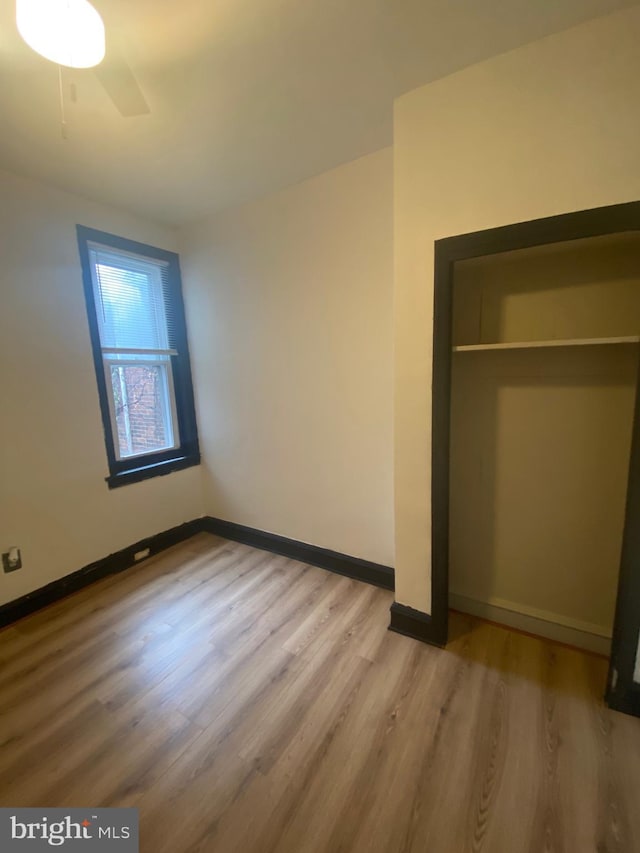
[77,225,200,488]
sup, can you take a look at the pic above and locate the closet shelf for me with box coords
[452,336,640,353]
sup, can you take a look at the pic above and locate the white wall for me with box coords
[0,170,203,605]
[180,149,394,566]
[394,6,640,612]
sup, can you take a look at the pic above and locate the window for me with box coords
[77,226,199,487]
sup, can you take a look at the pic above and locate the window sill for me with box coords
[106,452,201,489]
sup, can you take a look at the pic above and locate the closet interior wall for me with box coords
[449,233,640,654]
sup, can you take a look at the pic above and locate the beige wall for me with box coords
[394,6,640,612]
[452,235,640,347]
[180,149,394,566]
[450,347,637,638]
[0,170,203,606]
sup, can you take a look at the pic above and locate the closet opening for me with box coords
[431,201,640,716]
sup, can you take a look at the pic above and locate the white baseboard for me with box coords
[449,593,612,656]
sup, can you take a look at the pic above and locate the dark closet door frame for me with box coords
[430,201,640,687]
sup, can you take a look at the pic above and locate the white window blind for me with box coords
[89,245,177,355]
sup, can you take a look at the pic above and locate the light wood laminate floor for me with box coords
[1,533,639,852]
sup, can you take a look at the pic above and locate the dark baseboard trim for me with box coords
[0,518,204,628]
[201,516,395,591]
[388,602,447,647]
[0,516,395,629]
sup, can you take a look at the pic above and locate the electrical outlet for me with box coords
[2,547,22,573]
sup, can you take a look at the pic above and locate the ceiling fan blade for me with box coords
[94,38,150,118]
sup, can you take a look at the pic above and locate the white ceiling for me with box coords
[0,0,636,225]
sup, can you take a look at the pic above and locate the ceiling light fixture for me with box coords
[16,0,105,69]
